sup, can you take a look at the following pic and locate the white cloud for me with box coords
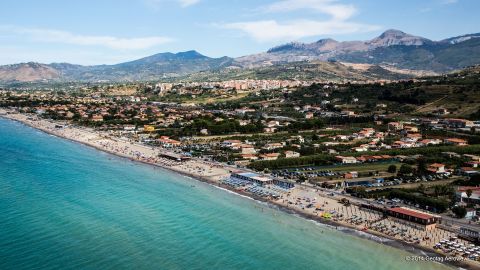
[264,0,356,20]
[221,0,378,42]
[179,0,200,7]
[224,19,379,42]
[145,0,200,9]
[0,25,173,50]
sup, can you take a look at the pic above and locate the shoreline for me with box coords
[0,113,476,270]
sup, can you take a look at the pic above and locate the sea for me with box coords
[0,118,453,270]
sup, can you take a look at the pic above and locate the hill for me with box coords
[0,51,234,83]
[236,30,480,72]
[1,29,480,84]
[180,61,413,82]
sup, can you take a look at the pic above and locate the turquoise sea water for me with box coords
[0,118,452,270]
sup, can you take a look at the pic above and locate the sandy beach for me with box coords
[1,110,478,270]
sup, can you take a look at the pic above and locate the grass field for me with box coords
[313,162,403,173]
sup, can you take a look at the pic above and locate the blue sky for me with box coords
[0,0,478,65]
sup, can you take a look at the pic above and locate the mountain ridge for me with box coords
[1,29,480,83]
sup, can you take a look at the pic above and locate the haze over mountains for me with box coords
[1,29,479,83]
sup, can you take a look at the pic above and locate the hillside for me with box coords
[1,29,480,84]
[0,62,60,82]
[180,61,413,82]
[236,30,480,72]
[0,51,234,83]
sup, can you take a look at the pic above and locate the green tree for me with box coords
[418,184,426,193]
[398,164,413,175]
[451,206,467,218]
[387,164,397,174]
[417,158,427,175]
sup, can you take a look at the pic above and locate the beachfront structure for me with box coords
[459,227,480,243]
[231,171,294,188]
[231,172,273,186]
[159,152,191,162]
[387,207,440,230]
[361,205,440,230]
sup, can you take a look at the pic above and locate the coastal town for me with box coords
[1,66,480,268]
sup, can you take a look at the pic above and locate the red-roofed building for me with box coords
[387,207,440,230]
[444,138,468,146]
[427,163,446,174]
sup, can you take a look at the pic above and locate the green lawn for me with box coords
[313,162,402,173]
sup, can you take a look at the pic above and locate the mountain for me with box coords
[236,29,480,72]
[442,33,480,44]
[0,51,234,83]
[0,62,60,82]
[1,29,480,84]
[367,29,432,47]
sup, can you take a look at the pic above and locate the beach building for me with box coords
[230,172,273,186]
[230,171,294,188]
[460,227,480,243]
[159,152,191,162]
[387,207,440,230]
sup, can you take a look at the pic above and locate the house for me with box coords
[333,134,349,141]
[388,122,403,131]
[263,143,284,150]
[458,167,480,176]
[444,138,468,146]
[464,154,480,162]
[392,141,414,148]
[406,133,422,141]
[427,163,446,174]
[341,110,356,117]
[222,140,242,148]
[352,145,369,152]
[241,154,258,160]
[443,118,474,128]
[264,127,277,133]
[285,151,300,158]
[144,125,155,132]
[465,161,480,168]
[241,145,257,154]
[434,108,450,115]
[419,139,441,146]
[335,156,358,164]
[259,153,280,160]
[91,115,104,122]
[305,112,314,119]
[457,187,480,204]
[344,171,358,179]
[266,121,280,127]
[466,208,477,220]
[158,136,181,148]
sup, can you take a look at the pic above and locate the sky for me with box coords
[0,0,478,65]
